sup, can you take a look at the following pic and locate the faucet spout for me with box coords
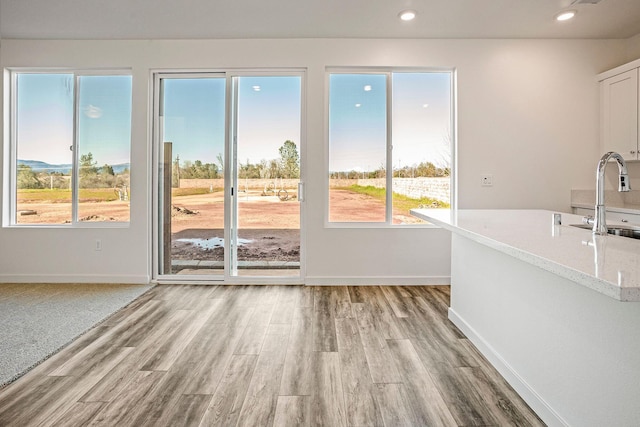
[594,151,631,235]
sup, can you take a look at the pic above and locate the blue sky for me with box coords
[17,73,132,166]
[78,75,132,166]
[329,72,452,172]
[17,73,302,171]
[329,74,387,173]
[236,76,302,165]
[17,74,74,166]
[162,78,226,165]
[392,72,452,170]
[162,76,302,167]
[16,72,450,174]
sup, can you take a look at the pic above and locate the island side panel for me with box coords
[448,233,640,427]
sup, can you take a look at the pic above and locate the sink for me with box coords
[570,223,640,240]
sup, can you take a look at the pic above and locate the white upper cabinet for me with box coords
[599,59,640,161]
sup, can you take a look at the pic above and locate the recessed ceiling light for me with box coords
[555,10,577,21]
[398,10,416,21]
[422,104,429,108]
[355,103,362,108]
[364,85,372,92]
[252,85,261,91]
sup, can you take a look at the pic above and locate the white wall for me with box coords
[0,38,629,284]
[626,33,640,61]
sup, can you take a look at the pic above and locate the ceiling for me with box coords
[0,0,639,40]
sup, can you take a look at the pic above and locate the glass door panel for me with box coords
[232,76,302,277]
[158,76,226,276]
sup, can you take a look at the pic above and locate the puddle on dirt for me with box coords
[175,237,253,250]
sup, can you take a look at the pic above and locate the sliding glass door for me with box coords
[155,72,302,281]
[157,75,227,277]
[231,75,302,277]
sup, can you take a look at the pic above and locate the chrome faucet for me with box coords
[594,151,631,235]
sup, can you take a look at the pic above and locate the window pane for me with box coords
[328,74,387,222]
[15,74,74,224]
[392,73,451,224]
[77,75,132,222]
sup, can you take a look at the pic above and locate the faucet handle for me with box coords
[582,215,594,225]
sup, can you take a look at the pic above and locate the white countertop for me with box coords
[411,209,640,302]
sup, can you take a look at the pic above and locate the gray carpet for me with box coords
[0,283,152,387]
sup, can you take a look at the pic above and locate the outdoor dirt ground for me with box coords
[170,188,423,230]
[17,189,425,262]
[172,228,300,262]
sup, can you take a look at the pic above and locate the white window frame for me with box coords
[325,67,457,228]
[5,68,133,228]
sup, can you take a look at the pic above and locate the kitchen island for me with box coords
[411,209,640,427]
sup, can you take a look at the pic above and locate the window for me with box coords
[328,70,453,225]
[10,71,132,225]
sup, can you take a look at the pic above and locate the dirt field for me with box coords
[16,200,131,224]
[172,228,300,262]
[170,191,299,262]
[170,191,299,232]
[16,188,425,263]
[171,189,424,262]
[328,189,425,224]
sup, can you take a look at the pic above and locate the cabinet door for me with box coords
[601,68,638,160]
[606,210,640,225]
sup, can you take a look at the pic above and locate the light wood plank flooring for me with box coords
[0,285,545,426]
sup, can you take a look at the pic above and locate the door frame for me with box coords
[151,69,306,285]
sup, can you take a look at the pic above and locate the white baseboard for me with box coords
[1,275,448,287]
[304,276,450,286]
[155,277,304,286]
[448,308,568,427]
[0,274,151,285]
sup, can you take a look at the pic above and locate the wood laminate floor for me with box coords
[0,285,545,426]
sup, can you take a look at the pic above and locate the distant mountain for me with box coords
[18,160,72,173]
[18,160,130,174]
